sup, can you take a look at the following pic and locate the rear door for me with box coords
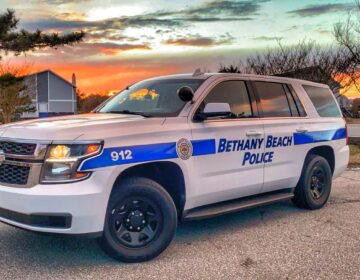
[190,79,265,208]
[251,81,308,193]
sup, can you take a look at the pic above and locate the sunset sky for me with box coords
[1,0,359,97]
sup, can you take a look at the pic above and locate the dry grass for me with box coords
[349,145,360,167]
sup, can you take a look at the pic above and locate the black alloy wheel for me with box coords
[293,154,332,210]
[100,177,177,263]
[110,196,162,248]
[309,165,328,200]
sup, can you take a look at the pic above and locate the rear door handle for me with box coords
[246,131,263,137]
[296,127,308,133]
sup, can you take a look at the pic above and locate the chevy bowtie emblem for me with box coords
[0,151,5,165]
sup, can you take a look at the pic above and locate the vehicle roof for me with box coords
[147,73,329,88]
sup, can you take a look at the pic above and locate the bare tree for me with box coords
[333,0,360,92]
[334,0,360,64]
[0,62,35,123]
[219,63,242,73]
[219,40,358,95]
[0,73,35,123]
[0,60,33,76]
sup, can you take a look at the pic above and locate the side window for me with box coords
[202,81,253,118]
[253,81,291,117]
[302,85,342,117]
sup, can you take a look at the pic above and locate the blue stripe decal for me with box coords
[192,139,216,156]
[80,139,216,171]
[294,128,346,145]
[80,142,177,170]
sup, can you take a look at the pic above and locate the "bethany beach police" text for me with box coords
[218,136,293,166]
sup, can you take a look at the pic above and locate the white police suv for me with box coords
[0,73,349,262]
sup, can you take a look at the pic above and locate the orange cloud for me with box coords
[30,61,179,95]
[98,43,151,55]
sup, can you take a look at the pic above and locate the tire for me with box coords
[293,154,332,210]
[100,177,177,263]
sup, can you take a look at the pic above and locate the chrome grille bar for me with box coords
[0,138,49,188]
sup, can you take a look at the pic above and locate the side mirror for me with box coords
[178,86,194,102]
[195,103,232,121]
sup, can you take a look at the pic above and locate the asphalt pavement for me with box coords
[0,170,359,280]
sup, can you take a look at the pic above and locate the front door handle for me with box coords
[246,131,263,137]
[296,127,308,133]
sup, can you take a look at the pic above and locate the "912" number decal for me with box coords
[111,149,133,161]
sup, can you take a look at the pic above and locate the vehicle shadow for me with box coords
[0,200,304,269]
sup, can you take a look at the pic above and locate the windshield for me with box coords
[97,78,204,117]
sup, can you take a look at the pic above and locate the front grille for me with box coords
[0,164,30,185]
[0,141,37,156]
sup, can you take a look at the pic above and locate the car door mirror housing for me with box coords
[195,102,232,121]
[177,86,194,102]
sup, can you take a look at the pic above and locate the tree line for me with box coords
[219,0,360,96]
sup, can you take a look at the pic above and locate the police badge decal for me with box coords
[176,138,193,160]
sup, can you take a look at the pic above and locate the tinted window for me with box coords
[203,81,253,118]
[303,85,342,117]
[98,79,204,117]
[254,82,291,117]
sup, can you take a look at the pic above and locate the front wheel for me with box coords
[100,177,177,263]
[293,155,332,210]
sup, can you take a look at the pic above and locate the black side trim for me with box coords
[0,207,72,229]
[183,188,295,221]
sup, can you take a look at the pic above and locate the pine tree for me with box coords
[0,9,84,57]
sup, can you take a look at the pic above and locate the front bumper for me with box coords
[0,169,115,235]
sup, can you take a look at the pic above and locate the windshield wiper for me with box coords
[106,110,153,118]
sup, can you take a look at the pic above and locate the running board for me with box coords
[183,190,294,221]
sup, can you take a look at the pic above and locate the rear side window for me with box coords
[302,85,342,117]
[253,82,291,117]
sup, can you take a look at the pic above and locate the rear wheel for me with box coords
[100,177,177,263]
[293,155,332,210]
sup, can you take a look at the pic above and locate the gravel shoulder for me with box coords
[0,171,359,280]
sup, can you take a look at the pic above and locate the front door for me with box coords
[190,80,265,208]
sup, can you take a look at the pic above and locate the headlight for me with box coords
[41,142,102,184]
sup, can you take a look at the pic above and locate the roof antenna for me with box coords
[192,68,204,77]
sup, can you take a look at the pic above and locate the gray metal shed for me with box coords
[22,70,77,118]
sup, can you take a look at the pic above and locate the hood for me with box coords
[0,113,165,141]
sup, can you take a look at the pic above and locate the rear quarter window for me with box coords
[302,85,342,117]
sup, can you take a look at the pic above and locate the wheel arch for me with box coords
[306,145,335,174]
[113,161,186,219]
